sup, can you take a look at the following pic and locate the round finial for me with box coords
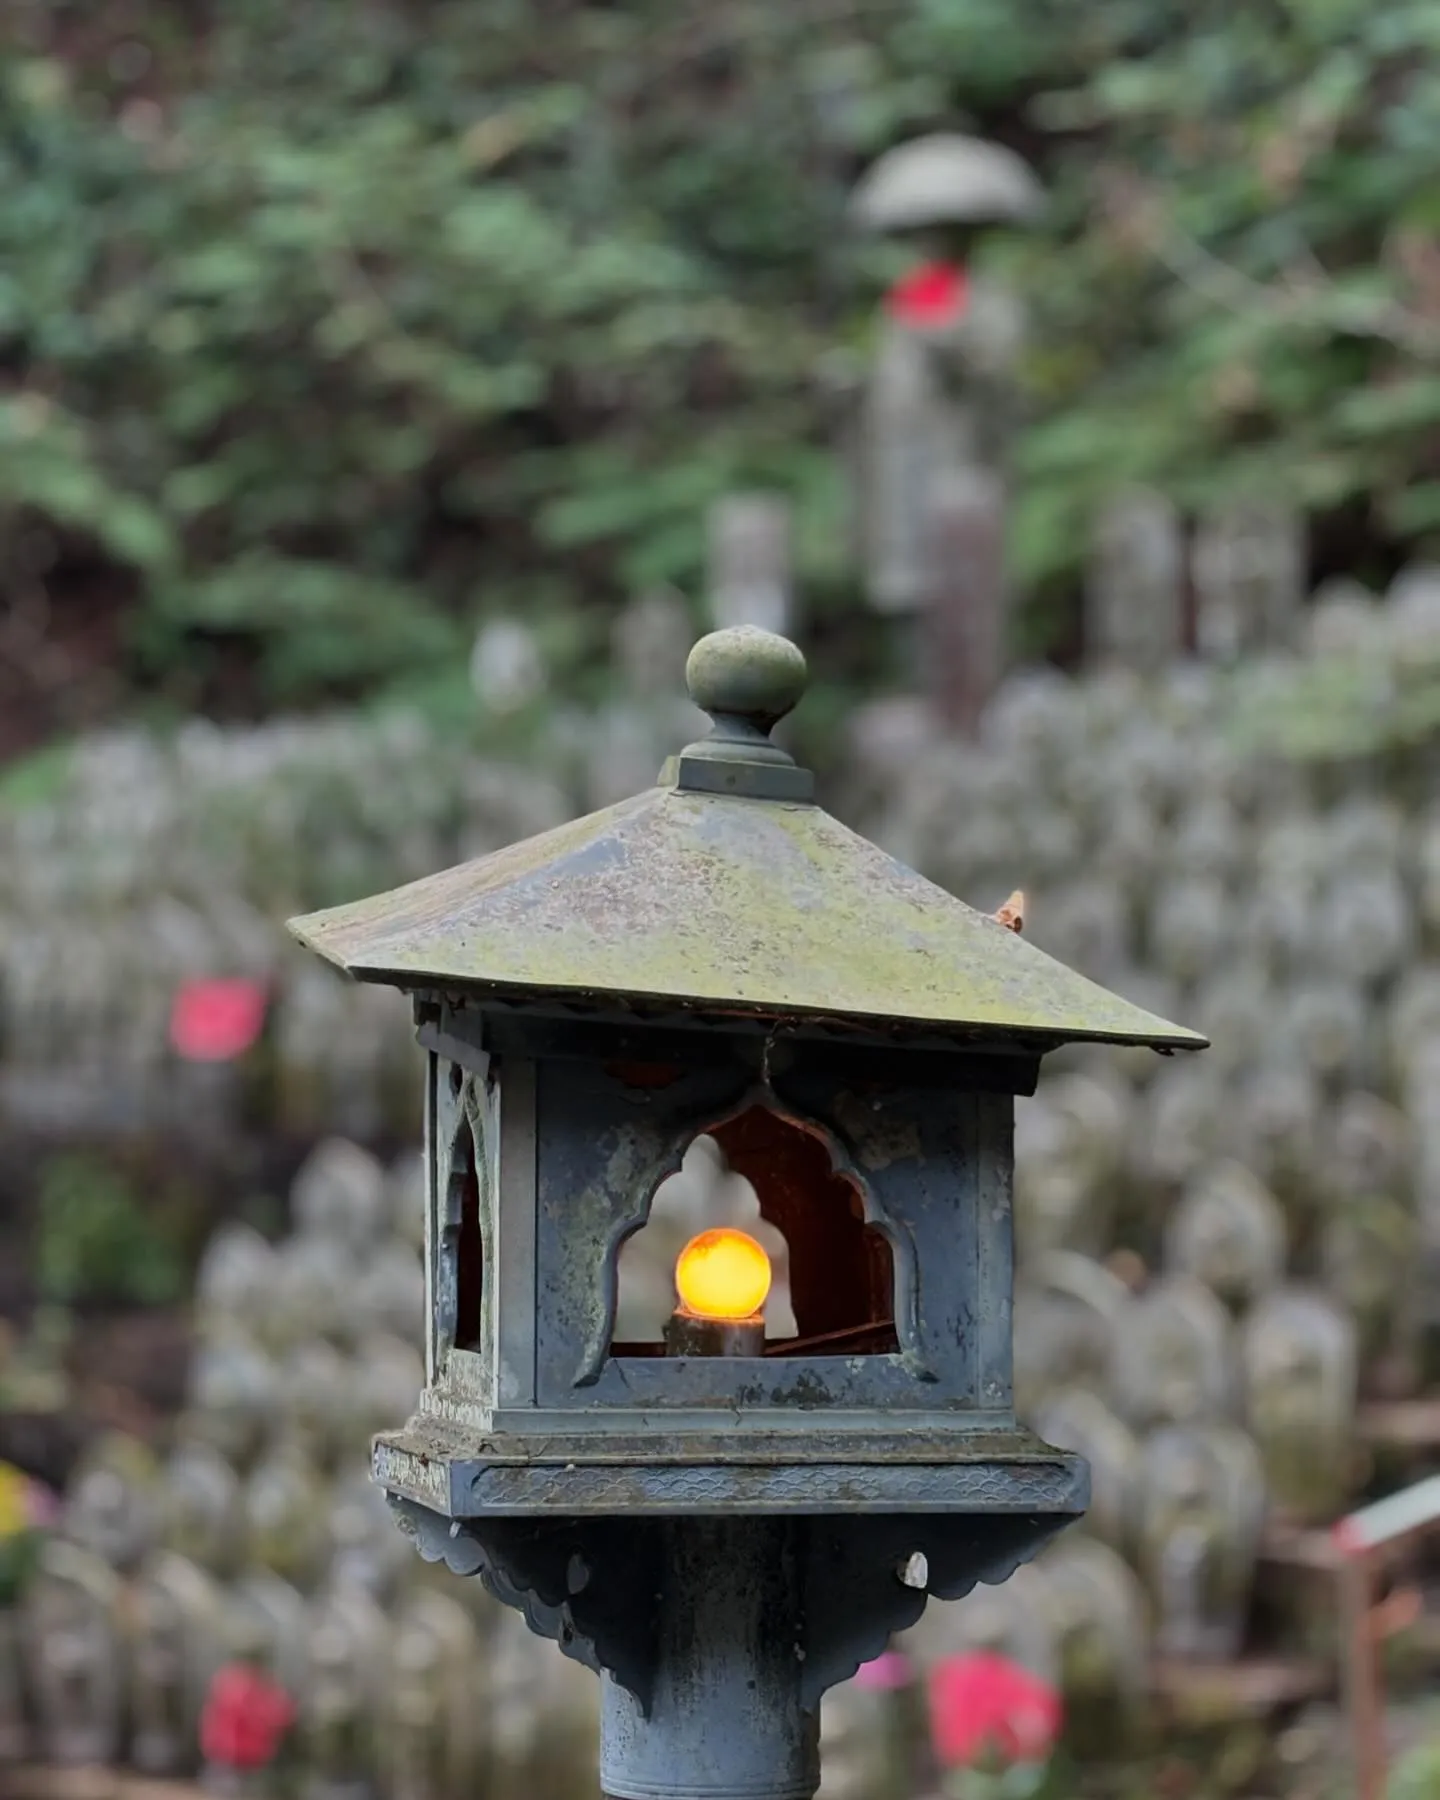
[685,627,807,732]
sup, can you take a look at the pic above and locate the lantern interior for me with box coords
[610,1106,899,1359]
[444,1060,484,1353]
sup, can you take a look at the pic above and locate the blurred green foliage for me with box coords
[1389,1737,1440,1800]
[34,1153,186,1309]
[1,0,1438,713]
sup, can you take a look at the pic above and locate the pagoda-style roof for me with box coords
[288,630,1205,1052]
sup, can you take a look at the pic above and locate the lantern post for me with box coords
[288,626,1204,1800]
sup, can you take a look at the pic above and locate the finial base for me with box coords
[660,753,815,803]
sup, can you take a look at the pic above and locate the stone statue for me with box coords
[1135,1060,1228,1194]
[1235,1062,1322,1213]
[264,1236,354,1355]
[1136,1424,1265,1661]
[1279,980,1369,1088]
[161,1437,245,1577]
[326,1471,413,1605]
[291,1138,391,1258]
[195,1223,278,1339]
[1193,965,1274,1081]
[1025,1251,1131,1401]
[351,1335,425,1452]
[1164,1163,1286,1313]
[62,1431,160,1574]
[706,495,794,637]
[1085,489,1184,673]
[129,1550,226,1775]
[387,1150,427,1253]
[181,1330,279,1468]
[382,1589,487,1800]
[1191,501,1305,659]
[1032,1389,1141,1558]
[1150,877,1229,987]
[1321,1194,1419,1397]
[353,1239,426,1350]
[1033,1536,1150,1756]
[894,1562,1057,1687]
[1110,1276,1237,1432]
[486,1602,602,1800]
[1242,1287,1358,1525]
[817,1663,918,1800]
[1329,1090,1412,1205]
[1014,1076,1130,1259]
[241,1441,328,1591]
[299,1583,388,1800]
[23,1537,123,1765]
[225,1569,308,1694]
[849,132,1041,717]
[281,1340,357,1471]
[1314,871,1413,990]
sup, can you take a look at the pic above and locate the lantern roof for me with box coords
[288,629,1205,1053]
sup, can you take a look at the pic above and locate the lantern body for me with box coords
[376,997,1048,1518]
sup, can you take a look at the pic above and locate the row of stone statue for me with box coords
[840,594,1440,1684]
[11,1505,601,1800]
[5,1137,599,1800]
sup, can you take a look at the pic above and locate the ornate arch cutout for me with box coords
[574,1081,922,1388]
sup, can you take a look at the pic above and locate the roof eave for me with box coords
[307,954,1209,1055]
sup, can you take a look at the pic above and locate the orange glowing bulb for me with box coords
[674,1228,772,1323]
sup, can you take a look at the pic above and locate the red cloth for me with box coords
[885,261,970,329]
[170,979,267,1062]
[200,1663,295,1771]
[927,1651,1062,1768]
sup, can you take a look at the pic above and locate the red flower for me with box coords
[201,1664,294,1771]
[885,261,970,330]
[927,1651,1062,1769]
[170,979,268,1062]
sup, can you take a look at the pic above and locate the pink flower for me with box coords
[885,262,970,330]
[201,1664,294,1771]
[170,980,268,1062]
[855,1650,914,1691]
[927,1651,1062,1768]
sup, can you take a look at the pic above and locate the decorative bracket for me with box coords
[388,1496,1072,1717]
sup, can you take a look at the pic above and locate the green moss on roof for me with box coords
[288,784,1204,1050]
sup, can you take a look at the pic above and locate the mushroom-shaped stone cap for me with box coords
[851,133,1044,233]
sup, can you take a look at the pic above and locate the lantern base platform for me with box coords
[385,1495,1082,1721]
[373,1420,1087,1518]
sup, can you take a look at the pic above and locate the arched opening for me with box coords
[444,1064,483,1354]
[612,1105,898,1357]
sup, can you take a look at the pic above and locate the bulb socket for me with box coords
[663,1308,765,1358]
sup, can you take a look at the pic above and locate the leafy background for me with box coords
[2,0,1439,747]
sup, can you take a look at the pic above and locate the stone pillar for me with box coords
[600,1518,816,1800]
[919,468,1006,735]
[707,496,795,638]
[1085,489,1185,672]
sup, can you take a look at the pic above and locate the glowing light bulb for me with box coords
[674,1229,771,1323]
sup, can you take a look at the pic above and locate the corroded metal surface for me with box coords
[372,1423,1089,1516]
[289,785,1202,1048]
[389,1498,1078,1716]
